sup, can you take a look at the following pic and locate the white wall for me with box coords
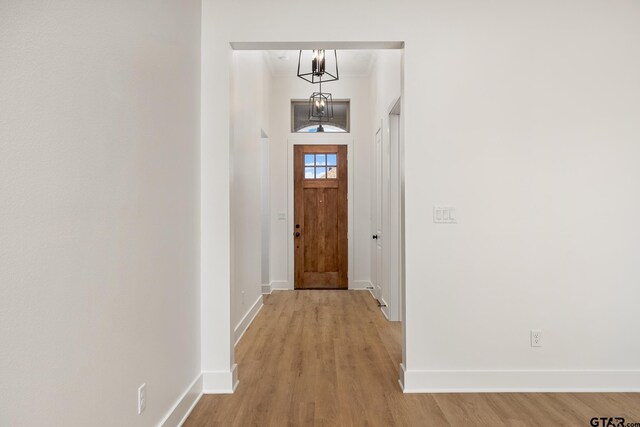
[402,2,640,390]
[202,0,640,391]
[229,52,270,335]
[371,50,403,132]
[267,73,372,289]
[0,1,202,425]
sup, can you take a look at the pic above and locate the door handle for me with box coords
[372,234,378,239]
[295,231,301,237]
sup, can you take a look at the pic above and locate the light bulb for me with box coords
[312,50,319,75]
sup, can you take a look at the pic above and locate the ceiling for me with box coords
[264,50,375,77]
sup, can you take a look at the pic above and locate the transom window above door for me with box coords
[292,100,350,133]
[304,153,338,179]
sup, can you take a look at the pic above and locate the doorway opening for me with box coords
[227,41,405,389]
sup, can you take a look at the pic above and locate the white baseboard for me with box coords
[159,373,203,427]
[351,280,373,290]
[399,363,407,391]
[234,295,263,347]
[231,364,239,392]
[401,368,640,393]
[354,281,390,318]
[269,280,290,290]
[261,283,271,295]
[357,281,377,299]
[159,367,241,426]
[202,364,238,394]
[379,297,390,320]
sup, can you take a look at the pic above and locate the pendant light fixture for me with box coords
[308,81,334,132]
[297,49,339,84]
[297,49,339,132]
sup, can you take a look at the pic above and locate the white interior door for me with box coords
[381,122,391,316]
[374,128,384,304]
[388,109,402,321]
[260,137,270,288]
[374,119,395,319]
[387,100,402,322]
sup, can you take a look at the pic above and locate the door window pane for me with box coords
[316,154,326,165]
[327,166,337,178]
[304,154,315,166]
[326,154,337,166]
[305,167,315,179]
[315,167,327,179]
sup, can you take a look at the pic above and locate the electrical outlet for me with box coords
[137,383,146,414]
[530,329,542,347]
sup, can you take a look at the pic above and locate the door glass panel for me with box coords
[315,167,327,179]
[305,167,315,179]
[303,152,338,179]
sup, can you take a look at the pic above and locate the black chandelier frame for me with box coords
[297,50,339,85]
[308,91,334,123]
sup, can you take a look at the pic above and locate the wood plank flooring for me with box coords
[184,291,640,426]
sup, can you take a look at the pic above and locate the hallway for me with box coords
[185,291,640,426]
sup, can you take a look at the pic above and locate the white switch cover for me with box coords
[434,207,457,224]
[138,383,146,414]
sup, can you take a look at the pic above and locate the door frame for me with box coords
[288,137,354,290]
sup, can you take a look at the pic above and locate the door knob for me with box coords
[295,231,301,237]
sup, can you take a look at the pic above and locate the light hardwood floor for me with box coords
[185,291,640,426]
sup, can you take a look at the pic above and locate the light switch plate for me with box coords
[434,207,457,224]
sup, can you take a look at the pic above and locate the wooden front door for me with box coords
[294,145,348,289]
